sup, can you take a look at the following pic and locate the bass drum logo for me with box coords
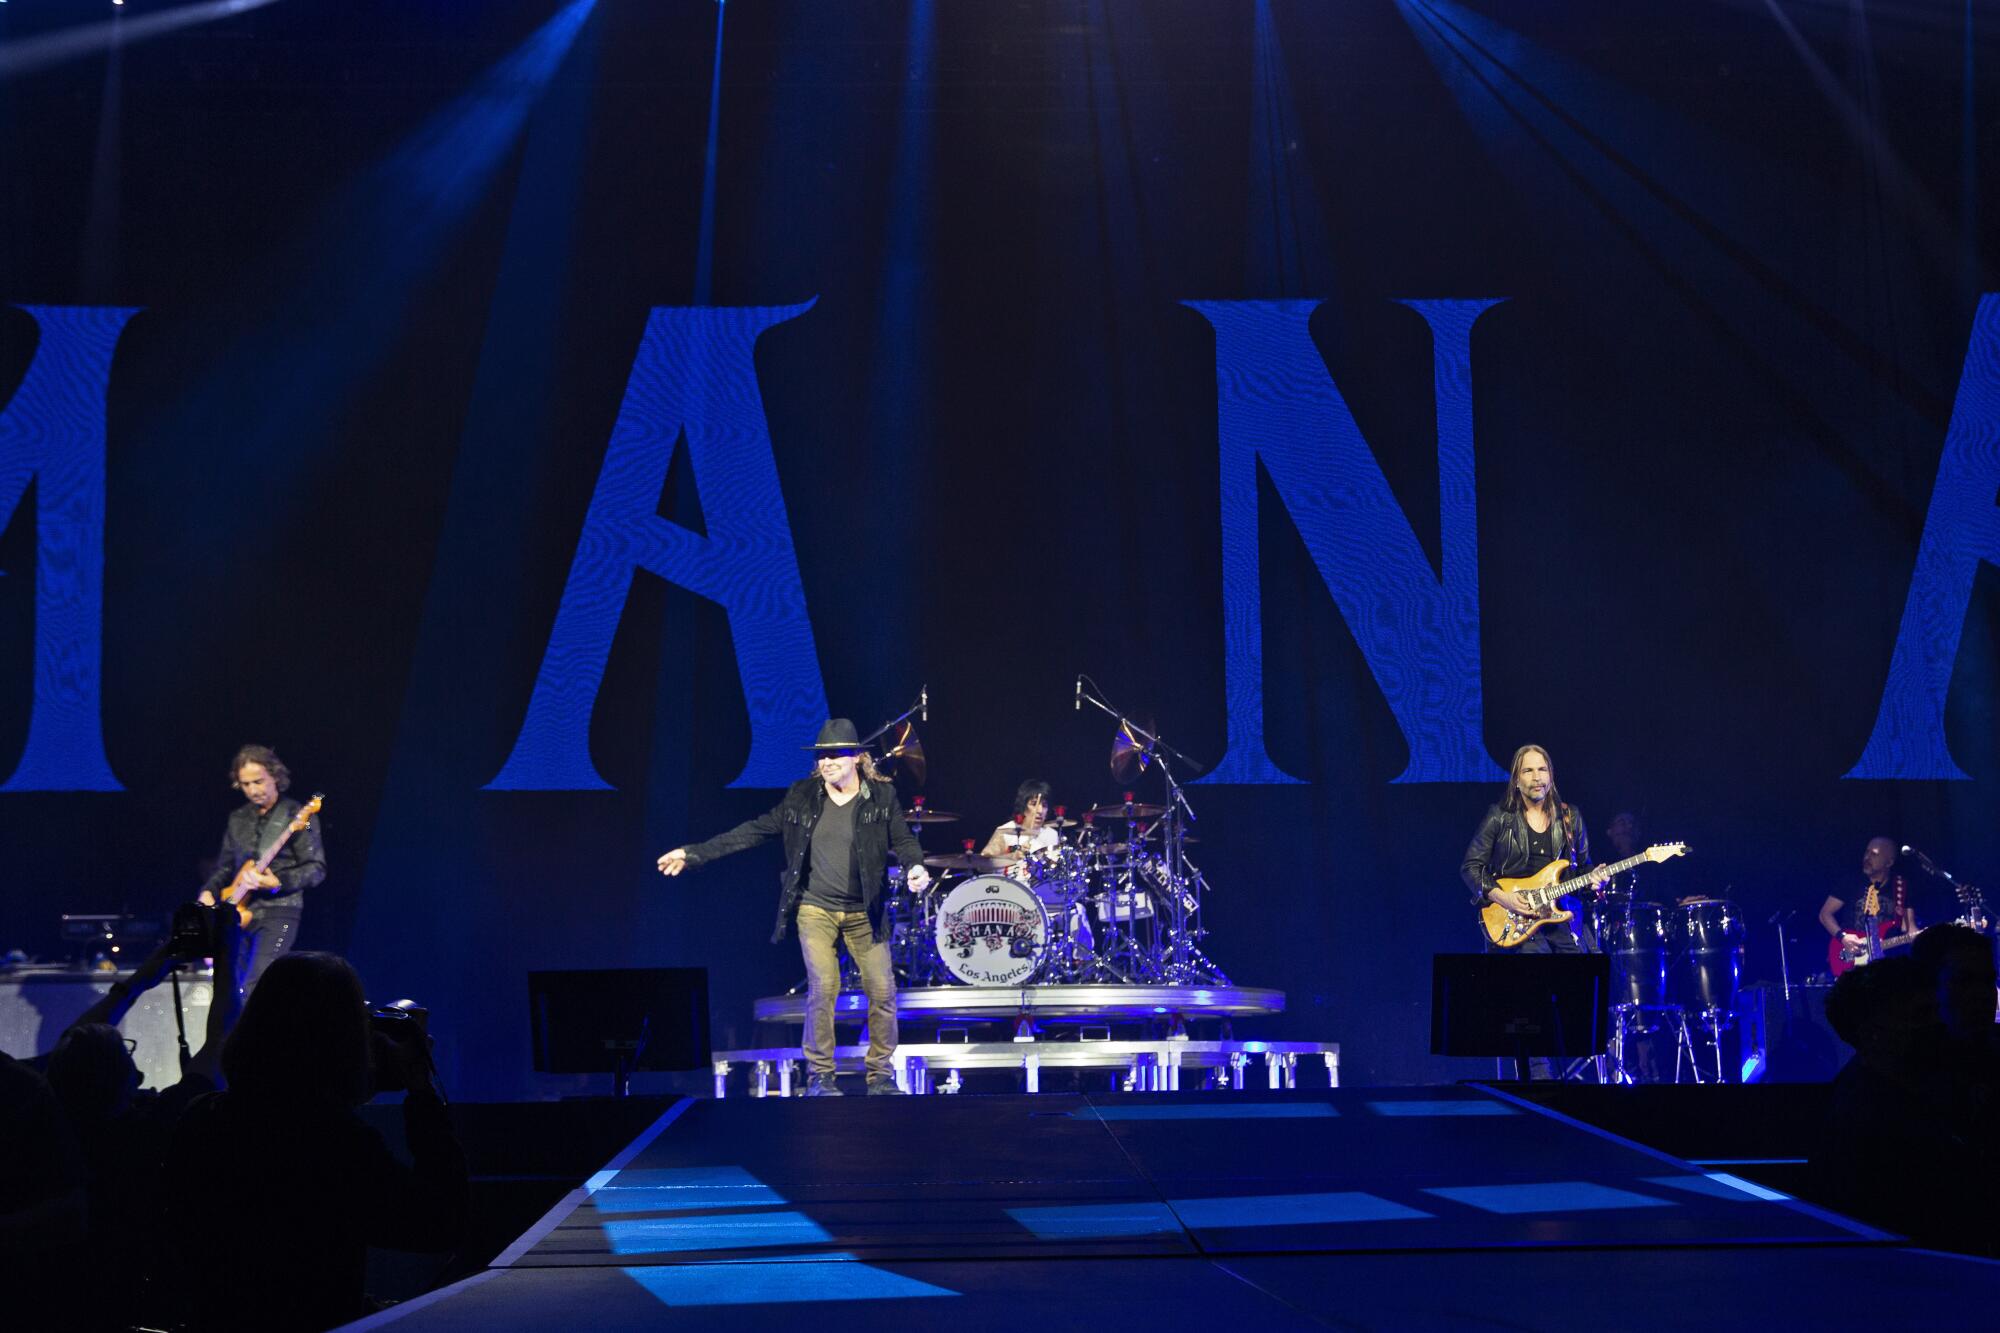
[934,874,1050,986]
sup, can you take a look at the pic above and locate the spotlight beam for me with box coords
[0,0,282,82]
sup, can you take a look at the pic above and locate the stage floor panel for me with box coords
[498,1085,1879,1268]
[339,1085,2000,1331]
[350,1245,2000,1332]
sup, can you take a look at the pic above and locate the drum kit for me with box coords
[885,793,1227,989]
[861,683,1231,992]
[1586,888,1745,1082]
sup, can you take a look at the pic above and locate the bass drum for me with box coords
[934,875,1049,986]
[1673,899,1744,1015]
[1603,902,1669,1009]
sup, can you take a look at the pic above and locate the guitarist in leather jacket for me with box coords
[656,719,931,1096]
[1459,744,1604,954]
[196,745,326,991]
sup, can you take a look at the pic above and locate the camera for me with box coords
[167,901,221,962]
[368,1000,433,1094]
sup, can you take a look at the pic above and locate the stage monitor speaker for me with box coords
[527,967,711,1092]
[1743,980,1847,1082]
[1431,952,1610,1071]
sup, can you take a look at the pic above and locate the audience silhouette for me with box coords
[162,950,468,1331]
[1812,925,1999,1256]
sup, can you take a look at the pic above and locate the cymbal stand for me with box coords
[1073,820,1141,983]
[1149,757,1230,985]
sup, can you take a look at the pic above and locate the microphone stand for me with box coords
[1768,909,1795,1003]
[1074,679,1228,985]
[859,689,927,748]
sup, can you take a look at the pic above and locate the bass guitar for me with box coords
[219,794,324,926]
[1480,842,1690,948]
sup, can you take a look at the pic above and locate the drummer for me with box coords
[980,779,1063,868]
[981,780,1093,956]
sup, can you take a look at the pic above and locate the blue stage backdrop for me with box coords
[2,0,1997,1098]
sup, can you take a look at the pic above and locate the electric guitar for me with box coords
[1479,842,1690,948]
[1828,883,1921,976]
[219,794,324,926]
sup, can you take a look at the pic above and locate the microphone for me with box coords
[1902,845,1951,879]
[921,684,928,723]
[1075,676,1082,712]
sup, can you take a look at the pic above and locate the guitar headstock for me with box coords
[291,793,325,832]
[1861,884,1881,918]
[1644,842,1689,864]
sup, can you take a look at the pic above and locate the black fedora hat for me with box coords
[803,718,865,751]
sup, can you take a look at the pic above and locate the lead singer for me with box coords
[656,719,931,1096]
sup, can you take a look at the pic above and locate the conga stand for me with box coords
[1668,1008,1730,1083]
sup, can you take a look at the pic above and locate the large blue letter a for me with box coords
[1846,294,2000,780]
[488,302,828,790]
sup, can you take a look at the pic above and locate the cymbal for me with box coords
[903,809,961,825]
[922,853,1014,873]
[880,721,925,788]
[1029,816,1078,830]
[1083,801,1166,820]
[1110,718,1154,783]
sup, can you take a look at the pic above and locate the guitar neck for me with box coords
[1531,850,1650,904]
[253,825,300,874]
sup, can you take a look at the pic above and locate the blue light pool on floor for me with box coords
[1366,1100,1518,1116]
[1644,1173,1788,1202]
[1006,1201,1182,1239]
[589,1165,788,1212]
[1423,1181,1674,1214]
[624,1257,957,1306]
[603,1211,832,1255]
[1174,1192,1432,1227]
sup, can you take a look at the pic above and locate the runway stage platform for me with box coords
[339,1084,2000,1331]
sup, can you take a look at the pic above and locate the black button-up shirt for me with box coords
[199,797,327,911]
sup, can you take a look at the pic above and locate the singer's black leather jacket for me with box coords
[681,776,924,943]
[1459,803,1592,906]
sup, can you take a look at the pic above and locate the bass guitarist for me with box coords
[197,744,326,992]
[1820,836,1918,975]
[1460,744,1609,956]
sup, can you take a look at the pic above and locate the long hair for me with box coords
[806,752,889,784]
[1501,743,1576,853]
[221,952,373,1107]
[228,743,291,794]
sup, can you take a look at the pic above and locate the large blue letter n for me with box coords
[1185,299,1503,785]
[488,302,829,790]
[0,305,138,792]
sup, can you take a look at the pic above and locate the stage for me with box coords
[750,983,1287,1024]
[335,1084,2000,1331]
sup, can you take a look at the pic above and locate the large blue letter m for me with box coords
[488,303,829,790]
[1185,299,1503,785]
[0,305,138,792]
